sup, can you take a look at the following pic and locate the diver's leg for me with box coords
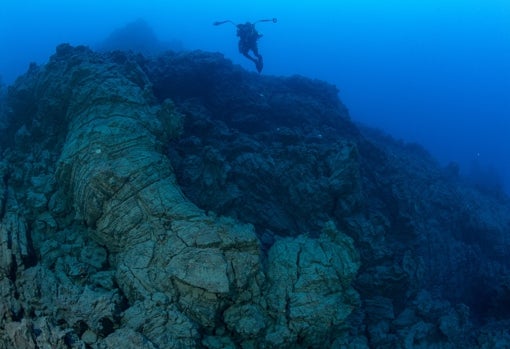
[252,45,262,60]
[252,45,263,73]
[255,58,263,73]
[241,44,262,72]
[242,52,258,64]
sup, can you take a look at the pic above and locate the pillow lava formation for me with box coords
[0,44,359,348]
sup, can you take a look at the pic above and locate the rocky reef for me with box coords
[0,44,509,348]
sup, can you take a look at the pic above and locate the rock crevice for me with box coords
[0,45,360,348]
[1,43,509,348]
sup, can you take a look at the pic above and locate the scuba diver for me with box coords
[213,18,277,73]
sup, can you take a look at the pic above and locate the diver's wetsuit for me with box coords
[236,22,263,73]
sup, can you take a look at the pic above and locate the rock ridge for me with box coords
[0,43,509,348]
[0,44,360,348]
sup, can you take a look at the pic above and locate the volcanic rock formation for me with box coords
[0,44,509,348]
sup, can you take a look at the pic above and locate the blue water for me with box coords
[1,0,509,192]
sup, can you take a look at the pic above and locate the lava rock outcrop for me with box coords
[0,44,509,348]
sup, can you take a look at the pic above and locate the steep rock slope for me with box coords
[0,45,509,348]
[0,45,359,348]
[144,50,510,347]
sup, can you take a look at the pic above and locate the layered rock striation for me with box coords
[0,44,509,348]
[0,45,359,348]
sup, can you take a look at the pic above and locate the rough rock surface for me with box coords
[0,45,360,348]
[0,45,509,348]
